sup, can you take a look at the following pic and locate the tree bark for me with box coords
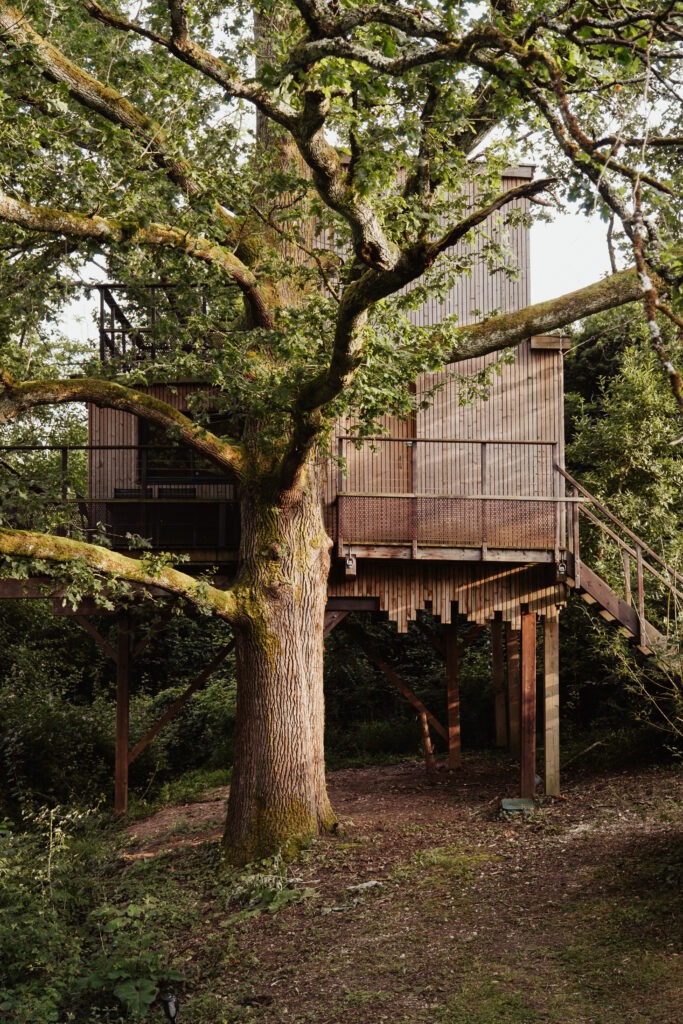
[223,457,336,863]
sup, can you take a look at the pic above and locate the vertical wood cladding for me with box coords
[328,562,565,633]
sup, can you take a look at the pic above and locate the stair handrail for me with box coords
[557,465,683,595]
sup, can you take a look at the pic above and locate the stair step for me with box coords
[599,610,616,622]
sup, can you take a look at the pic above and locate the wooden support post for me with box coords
[128,639,236,766]
[114,615,131,816]
[491,617,507,749]
[506,627,521,758]
[444,621,462,770]
[636,543,645,646]
[419,710,437,776]
[543,616,560,797]
[520,611,537,800]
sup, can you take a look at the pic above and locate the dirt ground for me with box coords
[126,755,683,1024]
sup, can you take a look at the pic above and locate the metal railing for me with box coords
[336,436,570,556]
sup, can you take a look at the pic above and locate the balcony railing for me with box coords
[0,445,240,556]
[336,436,569,558]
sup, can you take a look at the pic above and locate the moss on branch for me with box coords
[0,376,245,475]
[0,527,241,621]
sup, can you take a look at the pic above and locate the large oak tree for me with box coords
[0,1,681,863]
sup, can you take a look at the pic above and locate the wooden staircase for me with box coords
[559,468,682,655]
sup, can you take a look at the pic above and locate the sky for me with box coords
[530,211,613,304]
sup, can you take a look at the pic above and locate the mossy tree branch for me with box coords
[0,376,245,476]
[0,192,274,330]
[0,527,242,622]
[0,3,237,240]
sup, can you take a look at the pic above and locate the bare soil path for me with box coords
[126,755,683,1023]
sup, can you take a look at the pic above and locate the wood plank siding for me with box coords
[328,562,564,633]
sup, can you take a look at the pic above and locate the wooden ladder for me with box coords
[558,468,682,654]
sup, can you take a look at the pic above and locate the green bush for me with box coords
[0,809,182,1023]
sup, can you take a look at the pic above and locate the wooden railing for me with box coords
[0,444,239,552]
[336,436,568,557]
[558,466,683,633]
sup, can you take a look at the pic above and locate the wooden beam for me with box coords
[419,710,437,776]
[323,610,350,637]
[114,615,131,816]
[444,621,462,769]
[325,597,380,612]
[520,611,537,800]
[491,617,507,749]
[0,578,56,599]
[74,615,118,663]
[543,617,560,797]
[506,627,521,758]
[347,627,448,742]
[128,639,235,766]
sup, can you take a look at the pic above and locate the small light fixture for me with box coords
[161,994,180,1022]
[344,553,357,577]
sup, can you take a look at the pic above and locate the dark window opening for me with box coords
[138,417,235,483]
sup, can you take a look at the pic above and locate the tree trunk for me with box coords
[222,459,336,864]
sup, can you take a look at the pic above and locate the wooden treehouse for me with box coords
[2,167,681,813]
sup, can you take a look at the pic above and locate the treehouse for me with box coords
[2,167,680,814]
[88,168,569,633]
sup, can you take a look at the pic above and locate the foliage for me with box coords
[563,321,683,743]
[0,808,182,1023]
[0,601,237,814]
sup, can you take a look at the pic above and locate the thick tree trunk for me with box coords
[222,459,336,864]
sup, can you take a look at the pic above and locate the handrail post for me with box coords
[480,441,488,560]
[621,549,632,606]
[636,543,645,645]
[337,436,344,495]
[60,447,68,501]
[337,436,344,557]
[572,485,581,589]
[60,446,70,537]
[553,444,561,561]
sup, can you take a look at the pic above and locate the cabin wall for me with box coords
[327,169,567,558]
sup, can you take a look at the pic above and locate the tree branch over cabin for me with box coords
[445,267,670,363]
[0,376,245,476]
[0,192,274,330]
[0,3,237,241]
[0,527,242,622]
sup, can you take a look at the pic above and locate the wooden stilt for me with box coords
[114,615,131,816]
[419,710,437,776]
[491,616,507,748]
[506,627,521,758]
[543,616,561,797]
[444,621,462,769]
[520,611,537,800]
